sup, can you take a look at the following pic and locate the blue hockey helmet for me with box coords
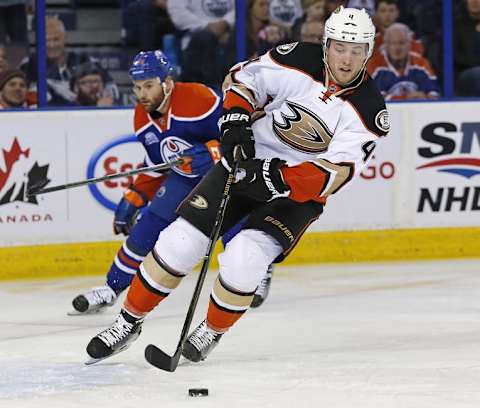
[128,50,172,82]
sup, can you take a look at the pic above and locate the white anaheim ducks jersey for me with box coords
[224,42,390,200]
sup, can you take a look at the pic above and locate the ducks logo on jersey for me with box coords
[272,100,333,154]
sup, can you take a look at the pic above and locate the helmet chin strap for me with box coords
[323,45,369,96]
[324,55,368,89]
[156,78,173,114]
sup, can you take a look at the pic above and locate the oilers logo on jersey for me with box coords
[159,136,195,177]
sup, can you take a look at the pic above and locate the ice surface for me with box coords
[1,260,480,408]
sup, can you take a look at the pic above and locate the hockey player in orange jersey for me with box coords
[86,7,390,364]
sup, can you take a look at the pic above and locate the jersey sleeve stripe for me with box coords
[222,71,257,110]
[223,89,255,113]
[313,159,355,195]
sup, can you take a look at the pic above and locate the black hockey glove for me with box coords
[234,158,289,202]
[219,107,255,165]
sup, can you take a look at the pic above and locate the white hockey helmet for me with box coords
[323,6,376,59]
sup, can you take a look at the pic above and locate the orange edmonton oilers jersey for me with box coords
[131,82,222,198]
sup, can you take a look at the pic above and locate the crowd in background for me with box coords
[0,0,479,109]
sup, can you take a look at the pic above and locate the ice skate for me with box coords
[69,285,117,315]
[85,310,143,364]
[181,320,223,362]
[251,264,273,308]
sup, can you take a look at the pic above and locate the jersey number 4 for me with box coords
[362,141,376,162]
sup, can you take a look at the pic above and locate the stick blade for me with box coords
[144,344,181,372]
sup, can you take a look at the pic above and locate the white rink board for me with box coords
[0,109,137,246]
[0,101,479,246]
[320,101,480,230]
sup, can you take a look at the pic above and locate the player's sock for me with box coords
[123,251,185,317]
[107,211,172,293]
[206,275,255,332]
[106,242,145,293]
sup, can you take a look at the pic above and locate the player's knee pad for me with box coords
[219,229,282,292]
[154,217,209,274]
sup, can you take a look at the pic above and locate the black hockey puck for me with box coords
[188,388,208,397]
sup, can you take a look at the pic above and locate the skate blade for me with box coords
[67,308,104,316]
[84,343,133,365]
[85,356,110,365]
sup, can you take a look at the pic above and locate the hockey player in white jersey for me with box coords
[85,6,390,363]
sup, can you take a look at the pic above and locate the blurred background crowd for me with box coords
[0,0,479,109]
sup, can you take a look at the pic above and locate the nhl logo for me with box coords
[144,131,159,145]
[234,168,247,183]
[328,84,337,93]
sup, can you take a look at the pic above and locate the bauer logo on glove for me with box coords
[234,158,290,202]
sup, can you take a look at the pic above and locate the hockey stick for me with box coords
[27,158,185,197]
[144,155,240,372]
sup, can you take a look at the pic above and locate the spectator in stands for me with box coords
[373,0,424,56]
[167,0,235,50]
[256,24,287,55]
[269,0,303,32]
[167,0,235,89]
[0,69,32,109]
[291,0,327,42]
[0,0,29,45]
[326,0,346,15]
[20,16,119,106]
[70,62,115,107]
[410,0,441,40]
[247,0,272,55]
[0,44,9,75]
[367,23,440,100]
[347,0,375,16]
[121,0,175,50]
[454,0,480,96]
[300,19,324,43]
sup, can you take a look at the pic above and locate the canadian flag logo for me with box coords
[0,138,51,205]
